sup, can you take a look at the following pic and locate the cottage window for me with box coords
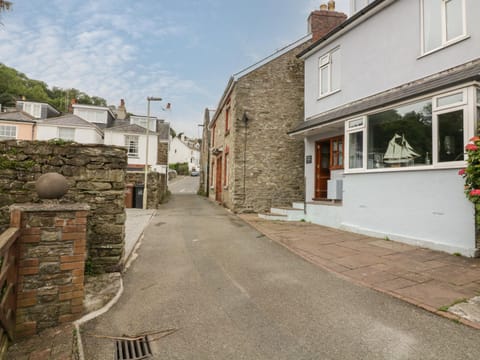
[125,135,139,157]
[58,127,75,141]
[225,106,230,134]
[130,116,156,131]
[345,87,474,172]
[351,0,373,13]
[318,48,340,97]
[23,103,42,118]
[421,0,466,54]
[0,125,17,139]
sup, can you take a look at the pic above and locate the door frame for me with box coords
[215,155,223,202]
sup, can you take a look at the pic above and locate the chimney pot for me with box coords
[320,4,328,10]
[328,0,335,11]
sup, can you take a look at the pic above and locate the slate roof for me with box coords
[0,111,36,122]
[37,114,103,133]
[289,59,480,136]
[106,120,170,141]
[105,123,151,134]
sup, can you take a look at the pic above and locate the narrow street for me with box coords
[81,194,480,359]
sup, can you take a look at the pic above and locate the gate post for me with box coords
[11,203,89,338]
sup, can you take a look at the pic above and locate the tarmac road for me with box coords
[81,194,480,359]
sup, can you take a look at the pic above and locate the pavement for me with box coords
[240,214,480,328]
[7,199,480,359]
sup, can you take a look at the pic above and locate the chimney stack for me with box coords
[308,2,347,42]
[116,98,127,120]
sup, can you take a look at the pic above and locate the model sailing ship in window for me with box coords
[383,133,420,166]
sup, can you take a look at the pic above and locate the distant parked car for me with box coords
[190,170,199,177]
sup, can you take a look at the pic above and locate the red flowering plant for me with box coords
[460,136,480,202]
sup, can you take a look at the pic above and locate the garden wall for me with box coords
[0,140,127,273]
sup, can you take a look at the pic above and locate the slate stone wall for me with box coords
[209,44,308,213]
[125,171,165,209]
[0,140,127,273]
[157,142,168,165]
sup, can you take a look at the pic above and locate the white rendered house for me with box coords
[169,135,200,171]
[36,114,104,144]
[286,0,480,256]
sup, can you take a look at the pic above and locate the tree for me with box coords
[0,1,12,12]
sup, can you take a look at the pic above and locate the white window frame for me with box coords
[130,116,156,132]
[344,85,476,174]
[318,47,340,99]
[0,125,17,139]
[125,135,139,157]
[351,0,373,14]
[58,127,75,141]
[420,0,467,56]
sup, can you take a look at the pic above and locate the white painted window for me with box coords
[130,116,156,132]
[318,48,340,97]
[345,86,475,173]
[351,0,373,14]
[58,127,75,141]
[23,103,42,118]
[125,135,139,157]
[421,0,466,54]
[0,125,17,139]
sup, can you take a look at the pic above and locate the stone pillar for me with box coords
[11,203,89,338]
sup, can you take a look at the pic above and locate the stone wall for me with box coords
[232,45,307,212]
[157,142,168,165]
[125,171,165,209]
[0,140,127,273]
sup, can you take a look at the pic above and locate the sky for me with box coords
[0,0,350,138]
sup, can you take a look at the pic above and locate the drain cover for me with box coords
[114,336,152,360]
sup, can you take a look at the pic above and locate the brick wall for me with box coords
[11,204,88,338]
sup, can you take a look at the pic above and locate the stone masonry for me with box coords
[11,204,88,338]
[207,6,346,213]
[0,140,127,273]
[125,171,165,209]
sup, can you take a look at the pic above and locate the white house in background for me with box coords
[284,0,480,256]
[16,100,60,119]
[104,116,170,173]
[169,135,200,171]
[72,103,116,129]
[36,114,104,143]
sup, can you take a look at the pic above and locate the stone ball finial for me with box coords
[35,173,69,199]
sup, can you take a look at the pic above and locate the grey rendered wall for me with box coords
[304,0,480,119]
[342,169,476,255]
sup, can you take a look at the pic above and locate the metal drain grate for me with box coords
[114,336,152,360]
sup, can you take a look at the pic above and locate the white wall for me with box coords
[169,137,200,171]
[341,169,476,255]
[36,126,103,144]
[74,107,108,124]
[104,131,158,166]
[304,0,480,120]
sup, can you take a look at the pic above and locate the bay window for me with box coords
[421,0,466,54]
[345,87,475,172]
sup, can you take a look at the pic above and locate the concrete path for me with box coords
[241,214,480,327]
[80,194,480,360]
[124,208,156,263]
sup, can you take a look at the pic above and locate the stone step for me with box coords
[270,207,304,216]
[292,202,305,210]
[258,212,288,221]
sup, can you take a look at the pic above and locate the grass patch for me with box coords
[438,298,468,312]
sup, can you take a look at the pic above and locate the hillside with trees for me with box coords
[0,63,107,112]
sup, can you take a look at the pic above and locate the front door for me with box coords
[315,140,331,199]
[215,156,223,202]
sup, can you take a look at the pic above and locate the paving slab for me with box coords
[240,214,480,329]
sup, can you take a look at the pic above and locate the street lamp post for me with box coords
[143,96,162,209]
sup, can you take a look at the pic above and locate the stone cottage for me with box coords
[207,3,346,212]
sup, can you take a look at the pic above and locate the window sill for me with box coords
[418,35,470,59]
[317,89,340,101]
[344,161,465,175]
[128,155,140,159]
